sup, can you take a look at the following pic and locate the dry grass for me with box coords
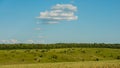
[0,60,120,68]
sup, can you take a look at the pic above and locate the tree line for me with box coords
[0,43,120,50]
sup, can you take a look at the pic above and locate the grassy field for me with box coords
[0,48,120,65]
[0,60,120,68]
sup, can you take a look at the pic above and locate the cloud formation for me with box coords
[0,40,9,43]
[37,4,78,24]
[10,39,18,43]
[27,40,45,43]
[0,39,19,43]
[0,39,45,44]
[36,40,45,43]
[27,40,34,43]
[52,4,77,12]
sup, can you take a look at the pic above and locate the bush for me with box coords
[51,55,58,59]
[21,59,25,62]
[81,50,86,53]
[116,56,120,59]
[39,54,43,57]
[95,58,99,61]
[34,58,37,61]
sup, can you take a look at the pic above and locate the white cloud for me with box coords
[52,4,77,11]
[26,40,45,44]
[10,39,18,43]
[36,40,45,43]
[47,21,59,24]
[27,40,34,43]
[37,4,78,24]
[0,39,19,43]
[0,39,45,44]
[0,40,9,43]
[38,36,46,39]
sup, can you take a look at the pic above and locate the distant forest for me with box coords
[0,43,119,50]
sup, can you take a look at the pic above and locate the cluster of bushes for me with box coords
[0,43,120,50]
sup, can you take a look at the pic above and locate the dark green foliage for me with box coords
[39,54,43,57]
[51,55,57,59]
[81,50,86,53]
[34,58,37,61]
[21,59,24,62]
[95,58,99,61]
[0,43,120,50]
[81,59,85,61]
[41,50,46,52]
[116,56,120,60]
[96,50,101,53]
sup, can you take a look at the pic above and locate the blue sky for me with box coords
[0,0,120,44]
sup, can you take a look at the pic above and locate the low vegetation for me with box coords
[0,60,120,68]
[0,48,120,65]
[0,43,120,68]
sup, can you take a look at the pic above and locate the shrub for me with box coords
[21,59,25,62]
[34,58,37,61]
[51,55,58,59]
[95,58,99,61]
[81,59,85,61]
[116,56,120,59]
[96,50,101,53]
[81,50,86,53]
[39,54,43,57]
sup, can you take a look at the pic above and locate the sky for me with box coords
[0,0,120,44]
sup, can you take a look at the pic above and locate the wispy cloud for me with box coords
[46,21,59,24]
[0,40,9,43]
[27,40,34,43]
[10,39,18,43]
[0,39,19,43]
[0,39,45,44]
[36,40,45,43]
[52,4,77,12]
[35,28,41,31]
[37,4,78,24]
[26,40,45,44]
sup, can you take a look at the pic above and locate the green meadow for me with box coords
[0,48,120,64]
[0,44,120,68]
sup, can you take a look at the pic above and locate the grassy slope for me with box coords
[0,48,120,65]
[0,60,120,68]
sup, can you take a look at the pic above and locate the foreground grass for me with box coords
[0,60,120,68]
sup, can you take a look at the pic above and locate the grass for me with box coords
[0,48,120,68]
[0,60,120,68]
[0,48,120,65]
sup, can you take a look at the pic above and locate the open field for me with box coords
[0,44,120,68]
[0,60,120,68]
[0,48,120,65]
